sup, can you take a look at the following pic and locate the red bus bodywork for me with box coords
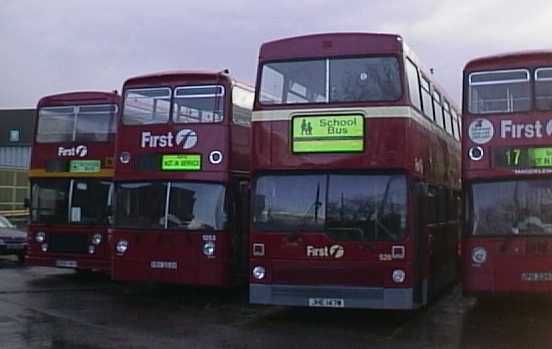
[462,51,552,294]
[110,71,251,286]
[249,33,462,309]
[27,91,119,272]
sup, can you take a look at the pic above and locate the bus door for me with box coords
[231,179,250,279]
[413,181,433,305]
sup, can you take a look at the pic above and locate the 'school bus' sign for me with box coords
[161,154,201,171]
[292,115,364,153]
[495,147,552,168]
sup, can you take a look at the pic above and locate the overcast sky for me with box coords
[1,0,551,109]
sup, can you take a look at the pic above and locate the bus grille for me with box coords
[48,234,89,254]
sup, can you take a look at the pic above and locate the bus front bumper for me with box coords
[26,255,110,272]
[250,284,417,310]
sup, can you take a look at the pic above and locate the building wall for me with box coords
[0,109,34,212]
[0,168,29,211]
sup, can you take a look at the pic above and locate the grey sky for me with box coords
[1,0,551,109]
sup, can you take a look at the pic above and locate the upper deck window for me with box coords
[259,57,401,105]
[468,69,531,114]
[173,85,225,124]
[37,104,117,143]
[123,88,171,125]
[536,67,552,111]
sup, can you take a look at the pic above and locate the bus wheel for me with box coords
[16,252,26,264]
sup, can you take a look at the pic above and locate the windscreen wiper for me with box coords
[288,182,322,241]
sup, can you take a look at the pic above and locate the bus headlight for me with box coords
[392,269,406,283]
[472,247,487,264]
[119,152,131,164]
[252,266,266,280]
[88,245,95,255]
[35,232,46,243]
[91,234,102,246]
[202,241,215,257]
[41,243,48,252]
[116,240,128,254]
[469,146,484,161]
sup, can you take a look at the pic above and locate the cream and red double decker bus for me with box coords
[27,91,119,272]
[111,71,253,286]
[249,33,461,309]
[462,51,552,294]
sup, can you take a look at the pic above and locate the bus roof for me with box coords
[38,91,120,108]
[464,50,552,71]
[123,70,248,88]
[259,32,403,61]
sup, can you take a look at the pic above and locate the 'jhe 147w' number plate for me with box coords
[308,298,345,308]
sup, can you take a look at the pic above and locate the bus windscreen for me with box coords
[253,174,406,241]
[37,105,117,143]
[259,57,401,105]
[31,179,112,225]
[470,179,552,236]
[115,182,227,231]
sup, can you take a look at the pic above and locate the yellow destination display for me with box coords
[292,115,364,153]
[162,154,201,171]
[69,160,101,173]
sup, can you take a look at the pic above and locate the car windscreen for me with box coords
[253,174,407,241]
[37,104,117,143]
[115,181,227,231]
[31,179,70,224]
[259,57,401,105]
[470,179,552,236]
[0,216,15,228]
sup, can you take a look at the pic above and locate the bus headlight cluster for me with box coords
[119,152,131,164]
[252,266,266,280]
[202,241,215,257]
[472,247,487,264]
[35,232,46,243]
[116,240,128,254]
[469,146,484,161]
[40,243,48,252]
[88,245,96,255]
[91,233,102,246]
[392,269,406,283]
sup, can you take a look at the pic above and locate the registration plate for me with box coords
[56,260,78,268]
[5,244,24,250]
[308,298,345,308]
[521,272,552,282]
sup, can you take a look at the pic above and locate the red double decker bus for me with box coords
[111,71,253,286]
[27,91,119,272]
[249,33,462,309]
[462,51,552,294]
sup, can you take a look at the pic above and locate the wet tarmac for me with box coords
[1,255,551,348]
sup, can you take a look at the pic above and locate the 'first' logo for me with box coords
[58,145,88,157]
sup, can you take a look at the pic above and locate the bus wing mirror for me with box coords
[23,198,30,209]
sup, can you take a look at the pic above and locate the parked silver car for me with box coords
[0,215,27,262]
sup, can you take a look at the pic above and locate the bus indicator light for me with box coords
[161,154,201,171]
[292,115,364,153]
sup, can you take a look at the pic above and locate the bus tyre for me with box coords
[16,252,25,264]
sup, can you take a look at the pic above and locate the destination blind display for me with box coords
[292,115,364,153]
[69,160,101,173]
[494,147,552,168]
[161,154,201,171]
